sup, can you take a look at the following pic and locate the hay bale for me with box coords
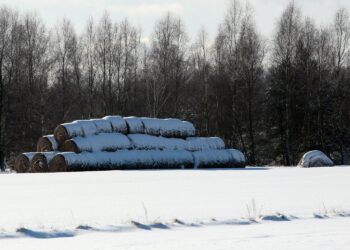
[91,118,113,133]
[36,135,58,152]
[185,137,225,151]
[49,154,69,172]
[103,116,128,134]
[49,150,194,172]
[127,134,186,150]
[298,150,334,168]
[60,133,131,153]
[54,121,84,145]
[60,140,80,153]
[124,117,145,134]
[14,152,36,173]
[30,152,57,173]
[192,149,246,168]
[141,118,196,138]
[76,120,98,136]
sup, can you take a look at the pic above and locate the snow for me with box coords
[298,150,334,167]
[141,118,196,137]
[124,116,145,134]
[4,217,349,250]
[71,133,131,152]
[1,167,350,249]
[102,116,128,134]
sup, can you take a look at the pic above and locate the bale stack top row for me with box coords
[15,116,246,173]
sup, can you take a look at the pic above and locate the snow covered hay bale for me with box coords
[54,121,85,145]
[36,135,58,152]
[127,134,186,150]
[49,150,194,172]
[141,118,196,138]
[54,119,101,145]
[30,152,57,173]
[60,133,131,153]
[192,149,246,168]
[298,150,334,168]
[90,118,113,133]
[124,116,145,134]
[102,116,128,134]
[185,137,225,151]
[14,152,36,173]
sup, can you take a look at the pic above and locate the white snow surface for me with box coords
[70,133,131,152]
[298,150,334,168]
[2,167,350,249]
[44,135,58,151]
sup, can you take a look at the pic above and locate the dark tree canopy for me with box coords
[1,1,350,169]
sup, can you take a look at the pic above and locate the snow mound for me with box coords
[141,118,196,137]
[193,149,246,168]
[298,150,334,168]
[102,116,128,134]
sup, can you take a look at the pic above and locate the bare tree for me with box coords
[147,12,188,117]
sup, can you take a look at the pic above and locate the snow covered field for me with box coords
[1,167,350,249]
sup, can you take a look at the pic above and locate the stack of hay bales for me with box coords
[14,116,246,173]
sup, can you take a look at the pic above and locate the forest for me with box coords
[1,0,350,169]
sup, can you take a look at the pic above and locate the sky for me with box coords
[0,0,350,43]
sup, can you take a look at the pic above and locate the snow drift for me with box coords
[298,150,334,168]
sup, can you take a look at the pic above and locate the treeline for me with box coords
[1,0,350,169]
